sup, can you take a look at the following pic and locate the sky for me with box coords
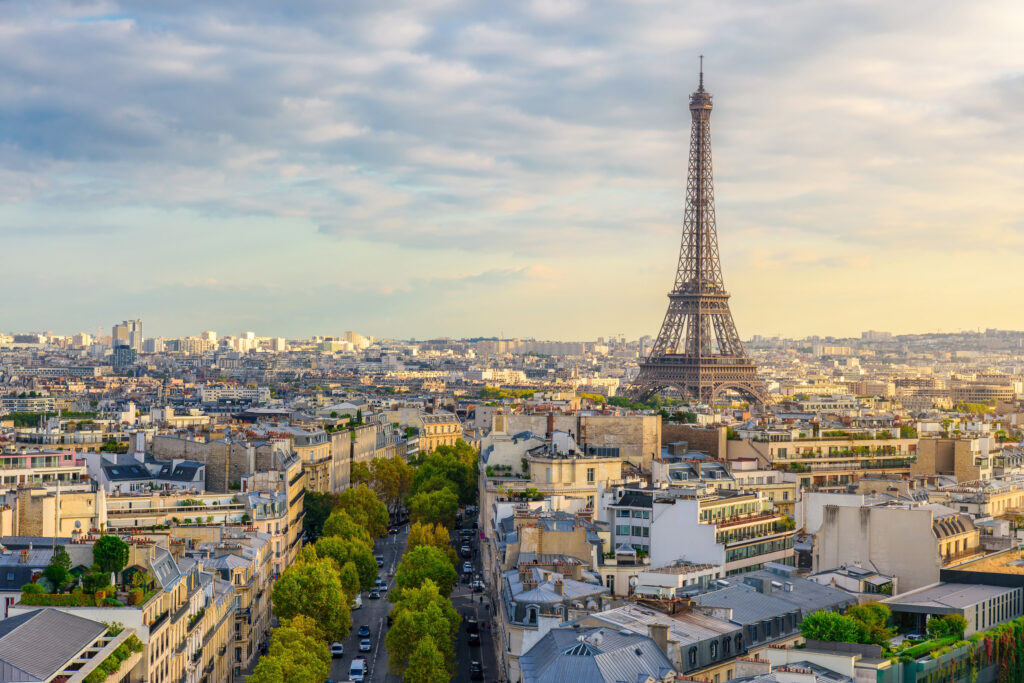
[1,0,1023,341]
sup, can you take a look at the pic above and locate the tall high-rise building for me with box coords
[112,319,143,351]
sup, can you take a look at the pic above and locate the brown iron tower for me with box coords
[630,62,769,405]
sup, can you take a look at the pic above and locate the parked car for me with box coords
[468,631,480,646]
[330,642,344,657]
[369,588,380,599]
[470,580,485,592]
[375,555,385,567]
[466,616,479,633]
[358,625,371,637]
[378,582,388,593]
[460,545,472,557]
[462,562,473,574]
[359,638,372,652]
[470,660,484,680]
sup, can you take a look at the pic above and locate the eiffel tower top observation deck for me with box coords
[629,60,769,405]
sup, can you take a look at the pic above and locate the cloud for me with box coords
[2,0,1024,337]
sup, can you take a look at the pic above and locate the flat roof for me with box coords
[885,582,1017,611]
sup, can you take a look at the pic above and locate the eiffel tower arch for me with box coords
[629,62,769,406]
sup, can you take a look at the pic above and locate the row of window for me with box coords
[615,509,651,519]
[724,537,794,562]
[614,525,650,538]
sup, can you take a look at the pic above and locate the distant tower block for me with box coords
[629,62,768,405]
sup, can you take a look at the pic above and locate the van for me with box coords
[349,658,366,681]
[351,592,362,610]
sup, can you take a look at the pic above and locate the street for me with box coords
[329,526,408,683]
[451,525,499,683]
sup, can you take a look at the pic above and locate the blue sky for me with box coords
[1,0,1023,340]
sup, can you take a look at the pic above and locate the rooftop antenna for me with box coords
[699,55,704,91]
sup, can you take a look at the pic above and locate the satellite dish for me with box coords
[629,577,639,587]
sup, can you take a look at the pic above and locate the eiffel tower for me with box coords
[630,61,769,405]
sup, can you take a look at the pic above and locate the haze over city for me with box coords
[2,1,1024,339]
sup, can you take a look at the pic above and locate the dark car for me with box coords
[388,527,398,535]
[470,661,484,680]
[358,625,371,637]
[375,555,385,567]
[465,616,479,633]
[468,631,480,646]
[460,545,472,557]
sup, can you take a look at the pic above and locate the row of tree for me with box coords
[253,484,390,682]
[384,440,480,682]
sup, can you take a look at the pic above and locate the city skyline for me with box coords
[2,2,1024,339]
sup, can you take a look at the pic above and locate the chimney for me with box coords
[546,412,554,438]
[19,549,29,563]
[648,623,669,657]
[554,580,564,596]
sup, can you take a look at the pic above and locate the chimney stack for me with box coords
[554,580,564,596]
[648,623,670,657]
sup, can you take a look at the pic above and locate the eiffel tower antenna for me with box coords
[628,63,768,406]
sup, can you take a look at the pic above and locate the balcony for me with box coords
[714,512,780,529]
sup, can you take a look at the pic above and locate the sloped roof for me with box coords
[519,626,675,683]
[0,608,106,681]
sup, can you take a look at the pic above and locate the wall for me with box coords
[797,492,865,534]
[663,424,727,459]
[651,498,725,568]
[814,506,939,593]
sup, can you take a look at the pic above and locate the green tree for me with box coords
[927,614,968,639]
[315,536,378,590]
[800,611,864,643]
[408,488,459,529]
[339,561,361,599]
[271,558,350,641]
[393,546,458,598]
[43,547,72,591]
[846,602,894,645]
[370,455,415,514]
[407,521,458,566]
[405,635,449,683]
[93,535,129,575]
[335,484,389,538]
[322,509,373,547]
[249,615,330,683]
[390,579,460,637]
[899,424,917,438]
[412,442,479,505]
[350,461,371,485]
[386,602,457,677]
[301,490,339,539]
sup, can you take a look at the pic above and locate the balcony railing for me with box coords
[714,512,780,529]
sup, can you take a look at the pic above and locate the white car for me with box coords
[330,641,344,657]
[351,592,362,610]
[348,658,366,681]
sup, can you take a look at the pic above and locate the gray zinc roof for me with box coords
[0,608,106,681]
[519,626,675,683]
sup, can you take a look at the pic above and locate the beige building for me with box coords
[11,484,106,537]
[913,437,995,482]
[418,412,463,452]
[814,503,982,593]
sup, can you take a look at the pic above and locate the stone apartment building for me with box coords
[912,436,996,481]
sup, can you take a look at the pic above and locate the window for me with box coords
[642,511,650,519]
[723,636,731,655]
[616,525,630,536]
[710,640,718,659]
[632,510,644,518]
[631,526,643,537]
[587,467,595,483]
[688,646,697,667]
[605,575,615,592]
[616,509,631,518]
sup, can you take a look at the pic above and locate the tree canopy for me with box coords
[393,545,458,598]
[405,635,449,683]
[271,557,350,642]
[314,536,378,591]
[407,521,458,566]
[335,484,390,538]
[408,488,459,529]
[369,455,414,513]
[93,535,129,574]
[248,615,330,683]
[321,509,373,547]
[301,490,339,540]
[411,441,478,505]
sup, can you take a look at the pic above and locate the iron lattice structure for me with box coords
[630,66,769,405]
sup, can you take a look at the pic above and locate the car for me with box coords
[348,658,366,682]
[330,642,344,657]
[460,545,472,557]
[375,555,385,567]
[359,638,372,652]
[375,577,385,586]
[351,593,362,610]
[462,562,473,574]
[466,616,479,633]
[388,526,398,535]
[470,660,484,680]
[369,588,380,599]
[471,580,485,592]
[468,631,480,646]
[358,624,371,637]
[378,582,388,593]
